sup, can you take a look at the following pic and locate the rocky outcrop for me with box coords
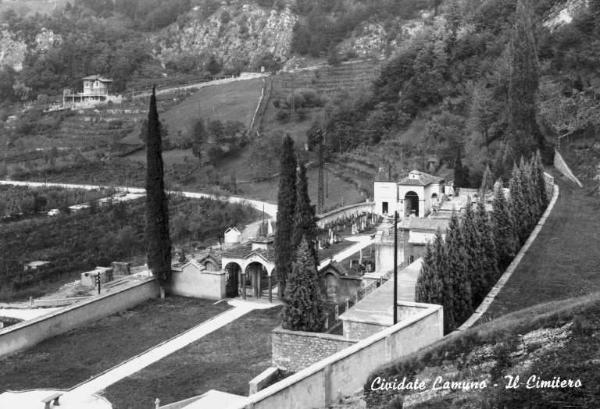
[153,3,297,70]
[0,30,27,71]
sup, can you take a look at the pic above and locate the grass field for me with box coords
[103,306,283,409]
[480,176,600,322]
[237,166,366,209]
[160,78,264,141]
[0,297,230,392]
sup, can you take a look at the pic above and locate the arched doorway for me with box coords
[404,191,419,217]
[245,262,270,298]
[224,262,241,298]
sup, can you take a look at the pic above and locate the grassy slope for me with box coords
[0,297,230,391]
[364,293,600,409]
[160,78,264,139]
[479,149,600,322]
[103,306,283,409]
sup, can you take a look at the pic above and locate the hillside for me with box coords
[362,293,600,409]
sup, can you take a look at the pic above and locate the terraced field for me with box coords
[260,59,383,145]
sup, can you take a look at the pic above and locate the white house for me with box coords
[374,169,445,218]
[223,227,242,247]
[62,75,122,108]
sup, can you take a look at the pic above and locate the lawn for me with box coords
[0,297,230,392]
[479,176,600,322]
[103,306,283,409]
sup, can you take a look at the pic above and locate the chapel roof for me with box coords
[398,170,444,187]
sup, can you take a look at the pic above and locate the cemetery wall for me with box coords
[272,327,358,372]
[169,270,225,299]
[247,304,443,409]
[0,278,159,358]
[317,202,375,228]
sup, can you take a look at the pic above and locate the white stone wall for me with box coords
[373,182,398,216]
[170,269,226,300]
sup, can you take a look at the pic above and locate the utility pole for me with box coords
[317,128,325,213]
[393,210,398,325]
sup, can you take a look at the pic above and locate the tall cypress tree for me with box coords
[533,150,548,209]
[145,87,172,288]
[453,149,469,188]
[432,229,457,333]
[475,199,500,289]
[521,156,540,225]
[508,164,529,244]
[445,212,473,327]
[294,160,318,264]
[461,198,487,309]
[415,242,442,305]
[491,180,517,268]
[506,0,545,162]
[282,237,325,332]
[274,135,297,298]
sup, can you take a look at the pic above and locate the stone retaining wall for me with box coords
[272,327,357,372]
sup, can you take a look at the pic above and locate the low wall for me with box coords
[249,367,281,395]
[272,327,357,372]
[317,202,375,228]
[246,304,443,409]
[169,270,225,300]
[0,278,159,357]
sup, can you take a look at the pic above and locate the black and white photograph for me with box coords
[0,0,598,408]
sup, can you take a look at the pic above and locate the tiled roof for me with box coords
[398,170,444,187]
[82,75,113,82]
[398,217,449,232]
[221,243,253,259]
[221,244,275,263]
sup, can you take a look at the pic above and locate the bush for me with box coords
[276,109,290,122]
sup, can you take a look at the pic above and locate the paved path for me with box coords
[68,299,276,398]
[318,234,374,270]
[0,180,278,218]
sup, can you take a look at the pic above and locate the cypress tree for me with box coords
[533,150,548,209]
[274,135,297,298]
[445,212,473,328]
[480,165,493,197]
[508,164,529,244]
[461,198,487,309]
[294,161,318,264]
[491,180,517,268]
[453,149,469,188]
[506,0,545,162]
[145,87,172,288]
[432,229,457,333]
[415,242,442,305]
[475,199,500,289]
[282,237,325,332]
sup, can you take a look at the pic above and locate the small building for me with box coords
[24,261,51,272]
[319,261,362,304]
[169,236,278,301]
[62,75,122,109]
[170,255,227,300]
[223,227,242,247]
[81,266,113,287]
[398,218,449,263]
[374,169,445,218]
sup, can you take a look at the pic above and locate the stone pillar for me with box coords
[241,272,246,300]
[268,275,272,303]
